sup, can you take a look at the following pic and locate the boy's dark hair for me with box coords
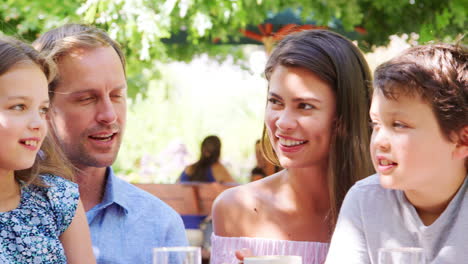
[374,43,467,145]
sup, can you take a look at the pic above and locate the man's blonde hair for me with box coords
[33,23,126,99]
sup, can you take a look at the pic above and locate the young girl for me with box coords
[211,30,374,264]
[0,36,96,263]
[326,43,467,263]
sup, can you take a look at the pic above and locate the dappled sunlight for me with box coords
[365,34,418,71]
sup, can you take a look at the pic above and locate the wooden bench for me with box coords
[134,183,200,215]
[134,182,237,255]
[195,183,235,215]
[133,182,237,216]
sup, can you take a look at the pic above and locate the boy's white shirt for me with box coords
[325,174,468,264]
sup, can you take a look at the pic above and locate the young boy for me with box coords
[325,43,467,263]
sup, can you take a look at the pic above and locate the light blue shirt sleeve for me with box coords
[86,167,189,264]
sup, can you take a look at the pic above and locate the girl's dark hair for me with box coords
[260,30,374,231]
[189,135,222,182]
[0,35,74,186]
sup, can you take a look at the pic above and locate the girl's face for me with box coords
[265,65,336,169]
[0,63,49,172]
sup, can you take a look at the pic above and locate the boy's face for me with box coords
[369,89,462,192]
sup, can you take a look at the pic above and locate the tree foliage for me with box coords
[1,0,465,95]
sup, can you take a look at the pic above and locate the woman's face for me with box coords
[265,65,336,169]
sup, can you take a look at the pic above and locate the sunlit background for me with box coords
[114,34,418,183]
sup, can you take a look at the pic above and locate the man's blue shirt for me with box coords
[86,168,188,263]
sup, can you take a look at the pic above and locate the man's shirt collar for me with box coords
[93,167,130,215]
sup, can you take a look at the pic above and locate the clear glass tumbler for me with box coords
[244,255,302,264]
[153,246,201,264]
[378,247,425,264]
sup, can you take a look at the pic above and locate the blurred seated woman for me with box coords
[254,139,281,176]
[180,135,235,183]
[250,167,266,182]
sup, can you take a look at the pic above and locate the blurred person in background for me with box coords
[253,139,281,177]
[250,167,267,182]
[179,135,235,183]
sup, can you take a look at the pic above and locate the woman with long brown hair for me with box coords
[211,30,374,264]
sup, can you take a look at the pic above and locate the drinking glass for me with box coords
[153,246,201,264]
[378,247,425,264]
[244,255,302,264]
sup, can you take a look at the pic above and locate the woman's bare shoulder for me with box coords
[213,183,256,213]
[211,174,280,236]
[215,174,277,203]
